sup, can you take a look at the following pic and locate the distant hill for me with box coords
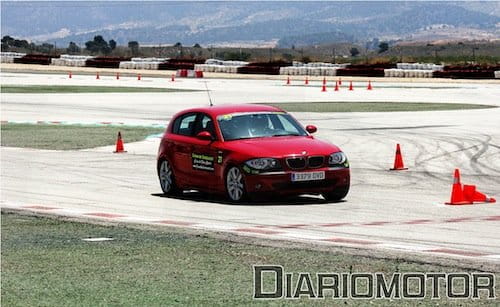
[1,1,499,47]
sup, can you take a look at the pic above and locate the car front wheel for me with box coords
[158,159,178,195]
[322,184,349,202]
[225,166,246,202]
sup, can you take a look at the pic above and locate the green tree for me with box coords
[193,43,201,48]
[378,42,389,54]
[109,39,117,50]
[128,41,139,56]
[281,53,293,62]
[85,35,111,55]
[1,35,15,46]
[67,41,80,54]
[12,39,30,49]
[350,47,360,57]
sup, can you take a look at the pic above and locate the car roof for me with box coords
[177,104,285,117]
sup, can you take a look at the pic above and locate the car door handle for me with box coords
[178,145,193,153]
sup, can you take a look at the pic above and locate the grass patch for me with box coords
[1,212,498,306]
[1,123,164,150]
[1,85,194,93]
[264,102,495,113]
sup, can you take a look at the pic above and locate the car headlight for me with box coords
[328,152,347,166]
[245,158,280,170]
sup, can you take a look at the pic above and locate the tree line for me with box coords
[1,35,202,57]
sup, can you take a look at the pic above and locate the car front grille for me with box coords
[308,156,324,168]
[286,157,307,169]
[286,156,325,169]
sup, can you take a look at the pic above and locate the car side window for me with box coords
[193,114,217,139]
[173,113,197,136]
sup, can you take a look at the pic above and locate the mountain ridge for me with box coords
[1,1,499,46]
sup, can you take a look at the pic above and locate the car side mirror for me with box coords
[196,131,213,141]
[306,125,317,134]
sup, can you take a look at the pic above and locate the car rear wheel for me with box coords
[226,166,246,202]
[158,159,178,195]
[322,184,349,202]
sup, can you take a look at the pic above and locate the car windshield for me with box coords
[217,112,308,141]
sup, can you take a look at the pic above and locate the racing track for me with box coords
[1,72,500,267]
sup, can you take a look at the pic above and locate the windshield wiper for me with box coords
[271,133,301,137]
[229,136,256,141]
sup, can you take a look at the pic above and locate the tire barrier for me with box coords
[237,61,291,75]
[4,53,499,79]
[13,54,56,65]
[204,59,249,66]
[51,54,94,67]
[280,62,349,76]
[336,63,395,77]
[194,64,241,74]
[0,52,26,63]
[194,59,249,74]
[158,59,205,71]
[433,70,496,79]
[396,63,444,71]
[385,63,444,78]
[292,61,349,68]
[175,69,204,78]
[280,66,339,76]
[119,57,169,70]
[434,65,499,79]
[384,69,435,78]
[85,56,131,69]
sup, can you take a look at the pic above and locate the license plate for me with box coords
[291,171,325,182]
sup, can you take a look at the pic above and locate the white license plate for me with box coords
[291,171,325,182]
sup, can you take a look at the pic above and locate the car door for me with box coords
[189,113,221,190]
[169,112,198,186]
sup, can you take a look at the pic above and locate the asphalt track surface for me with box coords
[2,72,500,266]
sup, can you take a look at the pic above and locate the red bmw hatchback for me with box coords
[157,104,350,202]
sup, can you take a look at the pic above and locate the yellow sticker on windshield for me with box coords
[220,114,232,121]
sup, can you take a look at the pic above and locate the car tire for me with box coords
[158,159,178,195]
[322,184,349,202]
[225,166,246,202]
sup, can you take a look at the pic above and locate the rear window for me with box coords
[172,113,197,136]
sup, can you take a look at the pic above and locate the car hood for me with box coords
[222,136,341,157]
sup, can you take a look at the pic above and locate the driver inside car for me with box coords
[249,114,273,137]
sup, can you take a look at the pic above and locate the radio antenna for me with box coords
[204,81,214,107]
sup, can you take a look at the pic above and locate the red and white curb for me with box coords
[1,120,167,128]
[3,201,499,262]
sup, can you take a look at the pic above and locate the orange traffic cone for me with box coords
[116,72,120,80]
[305,76,309,85]
[137,73,141,81]
[96,72,100,80]
[390,143,408,170]
[322,77,326,86]
[69,71,72,79]
[367,80,373,90]
[286,76,290,85]
[338,78,342,85]
[321,83,327,92]
[446,169,472,205]
[463,185,496,204]
[113,131,127,153]
[334,81,339,91]
[349,81,354,91]
[171,74,175,82]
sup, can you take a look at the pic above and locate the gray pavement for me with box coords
[1,71,499,264]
